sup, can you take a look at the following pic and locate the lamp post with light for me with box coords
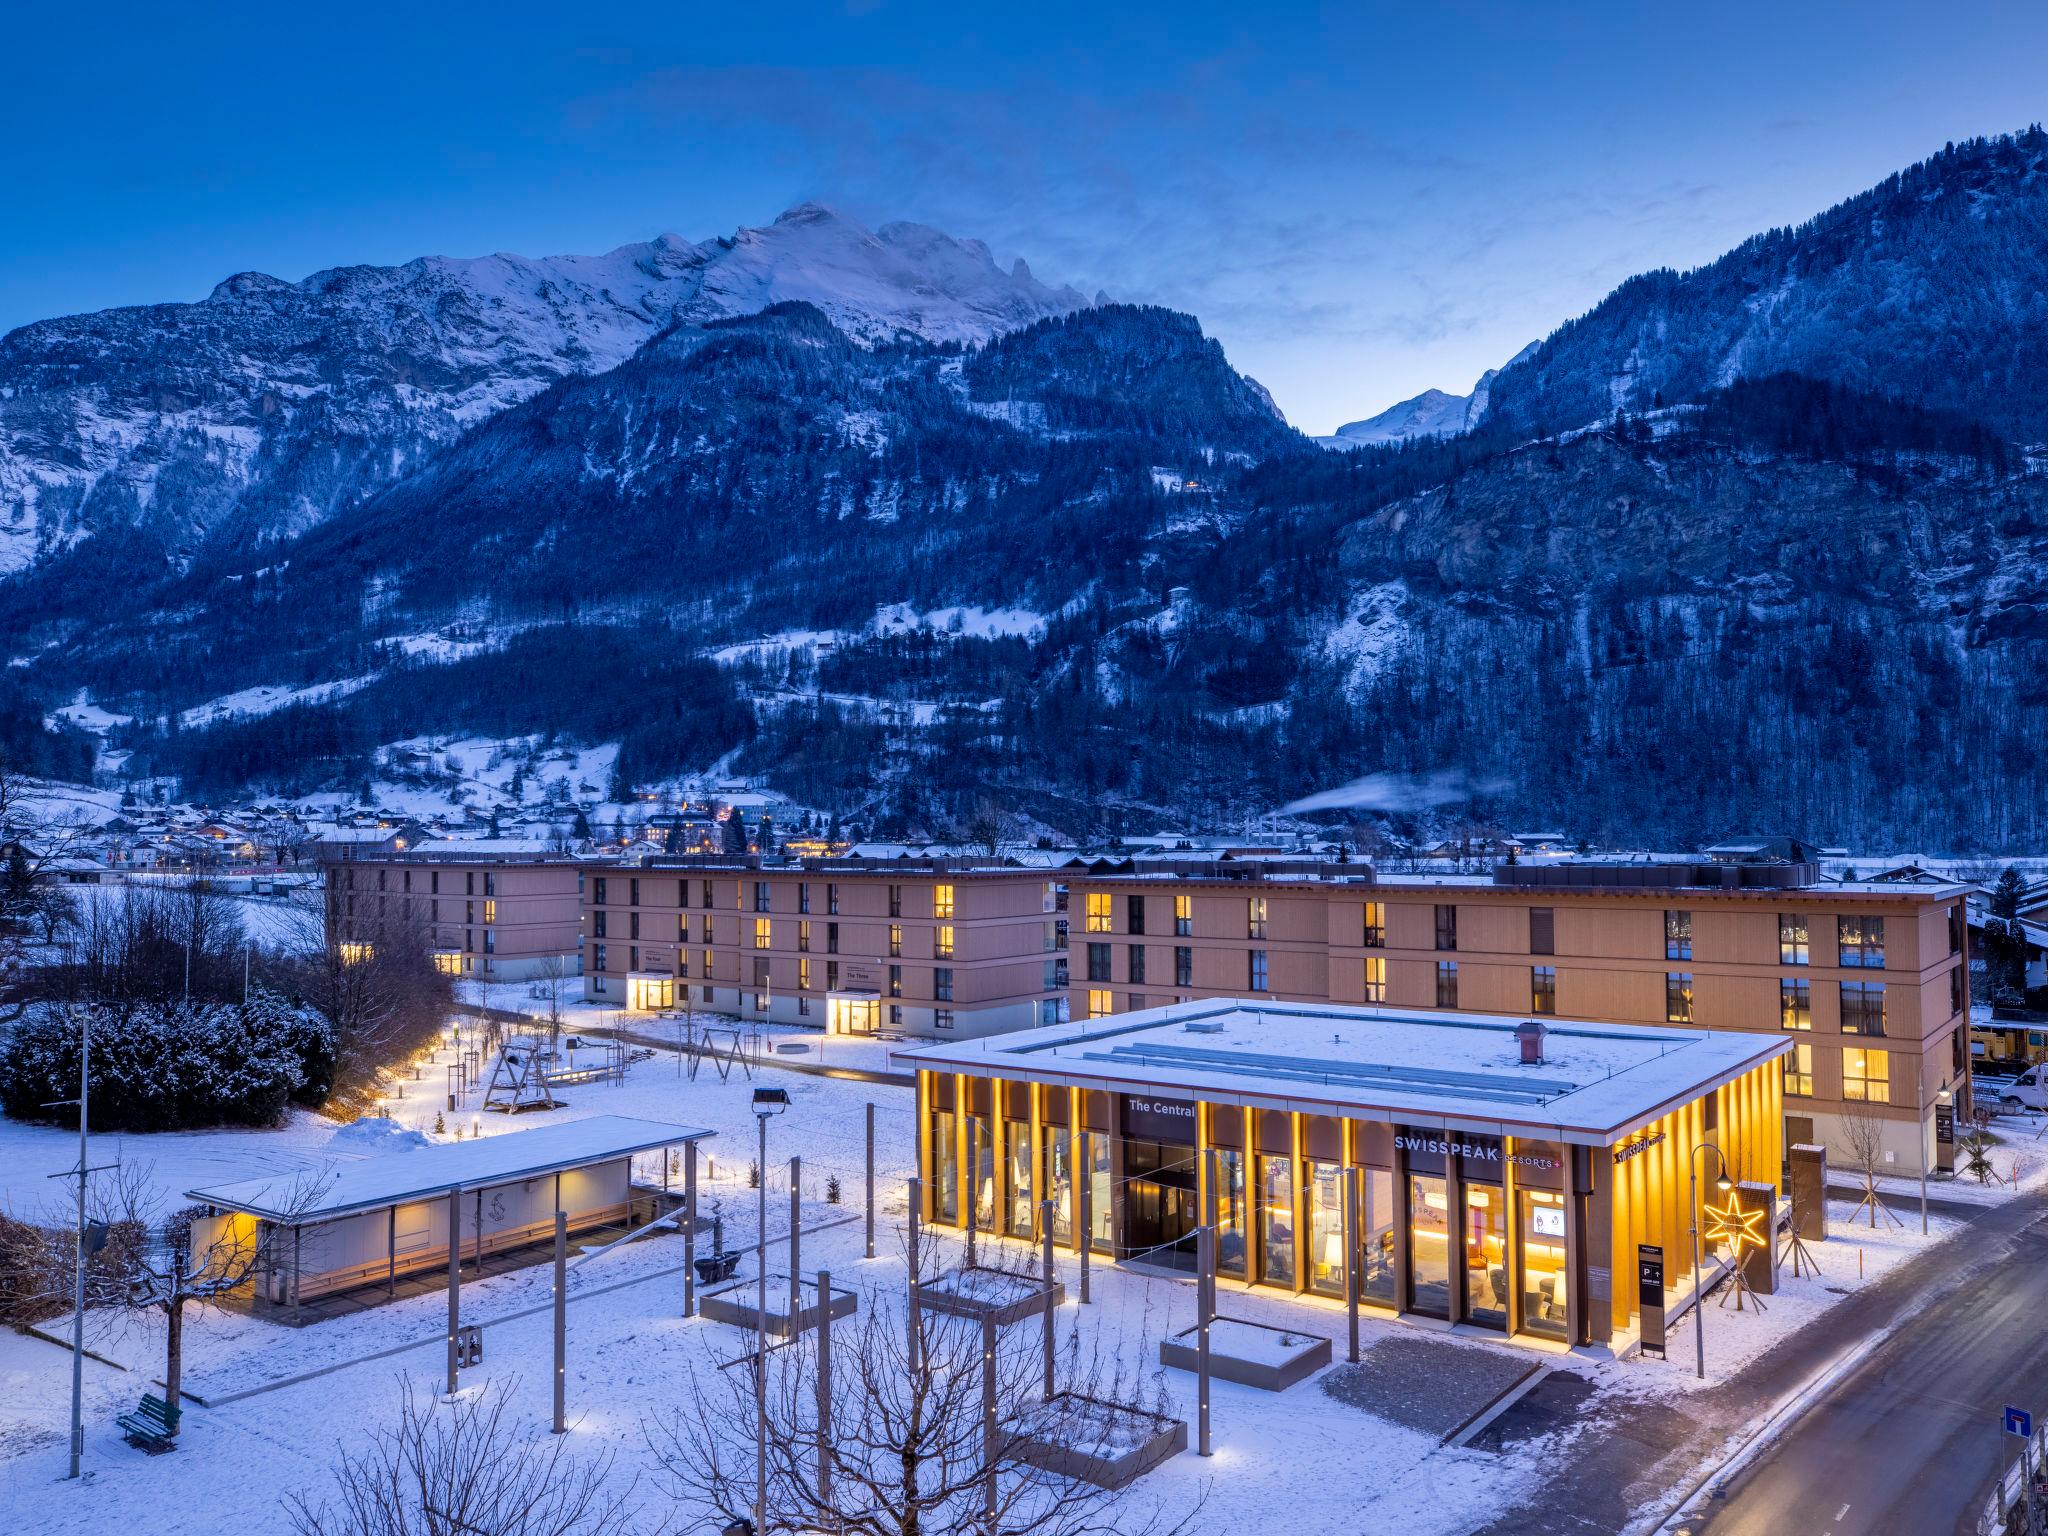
[751,1087,789,1536]
[1689,1142,1733,1380]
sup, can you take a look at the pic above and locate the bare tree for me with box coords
[263,884,453,1113]
[1834,1102,1904,1229]
[0,762,95,1020]
[534,953,573,1052]
[648,1252,1200,1536]
[0,1160,319,1429]
[288,1377,638,1536]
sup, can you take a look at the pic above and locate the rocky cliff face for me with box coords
[0,205,1091,575]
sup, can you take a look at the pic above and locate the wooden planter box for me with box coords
[700,1275,858,1338]
[1159,1317,1330,1392]
[914,1266,1064,1327]
[1004,1392,1186,1491]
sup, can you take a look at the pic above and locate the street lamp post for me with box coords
[1689,1142,1733,1381]
[751,1087,790,1536]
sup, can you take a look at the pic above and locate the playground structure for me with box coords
[482,1030,632,1113]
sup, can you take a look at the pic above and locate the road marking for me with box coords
[1835,1503,1850,1521]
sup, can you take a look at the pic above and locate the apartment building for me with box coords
[579,859,1067,1038]
[323,841,584,981]
[1061,849,1971,1167]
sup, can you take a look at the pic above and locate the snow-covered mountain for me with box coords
[0,204,1093,576]
[1318,343,1537,450]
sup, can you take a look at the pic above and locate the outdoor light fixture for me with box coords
[1715,1172,1733,1193]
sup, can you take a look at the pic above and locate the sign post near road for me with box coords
[1638,1245,1666,1361]
[2006,1404,2034,1534]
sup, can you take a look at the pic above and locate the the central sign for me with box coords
[1122,1094,1198,1145]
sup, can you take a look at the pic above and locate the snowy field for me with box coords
[0,1028,2006,1536]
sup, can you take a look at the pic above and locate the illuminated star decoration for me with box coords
[1704,1193,1767,1258]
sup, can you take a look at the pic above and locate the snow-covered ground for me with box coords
[0,1024,2011,1536]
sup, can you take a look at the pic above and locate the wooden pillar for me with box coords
[1290,1110,1308,1293]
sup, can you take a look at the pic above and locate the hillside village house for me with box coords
[326,840,1969,1167]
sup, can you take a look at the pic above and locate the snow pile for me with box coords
[325,1116,431,1156]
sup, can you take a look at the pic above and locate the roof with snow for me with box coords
[894,998,1787,1146]
[186,1114,714,1225]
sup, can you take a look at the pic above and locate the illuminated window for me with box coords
[754,917,771,949]
[482,899,496,924]
[798,958,811,990]
[1247,897,1268,940]
[700,948,712,979]
[1087,989,1113,1019]
[1363,955,1386,1003]
[1785,1040,1818,1097]
[1665,972,1694,1024]
[1779,913,1809,966]
[1665,910,1692,962]
[934,884,955,920]
[889,923,903,958]
[1842,1046,1890,1104]
[1363,902,1385,948]
[1085,893,1113,933]
[1531,966,1555,1015]
[798,920,810,952]
[1839,915,1886,969]
[1780,978,1811,1030]
[677,915,691,944]
[1174,895,1192,937]
[935,924,954,960]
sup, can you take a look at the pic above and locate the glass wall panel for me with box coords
[1307,1161,1347,1297]
[930,1108,958,1224]
[1043,1133,1073,1245]
[968,1115,995,1230]
[1215,1150,1248,1278]
[1090,1135,1113,1252]
[1004,1121,1034,1236]
[1408,1174,1451,1317]
[1517,1189,1569,1341]
[1257,1155,1295,1287]
[1463,1185,1508,1330]
[1361,1168,1397,1307]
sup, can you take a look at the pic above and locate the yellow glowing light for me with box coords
[1704,1193,1767,1258]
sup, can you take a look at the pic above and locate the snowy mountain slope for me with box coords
[1482,128,2048,440]
[1318,343,1538,450]
[0,205,1092,576]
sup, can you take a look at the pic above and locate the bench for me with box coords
[116,1393,180,1452]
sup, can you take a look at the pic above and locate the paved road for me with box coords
[1685,1199,2048,1536]
[1468,1187,2048,1536]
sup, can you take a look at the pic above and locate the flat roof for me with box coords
[187,1114,714,1225]
[894,999,1788,1146]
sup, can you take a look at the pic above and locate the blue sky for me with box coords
[8,2,2047,431]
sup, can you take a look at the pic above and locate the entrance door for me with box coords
[1121,1139,1198,1270]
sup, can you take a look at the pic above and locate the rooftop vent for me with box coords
[1184,1020,1226,1034]
[1516,1020,1548,1066]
